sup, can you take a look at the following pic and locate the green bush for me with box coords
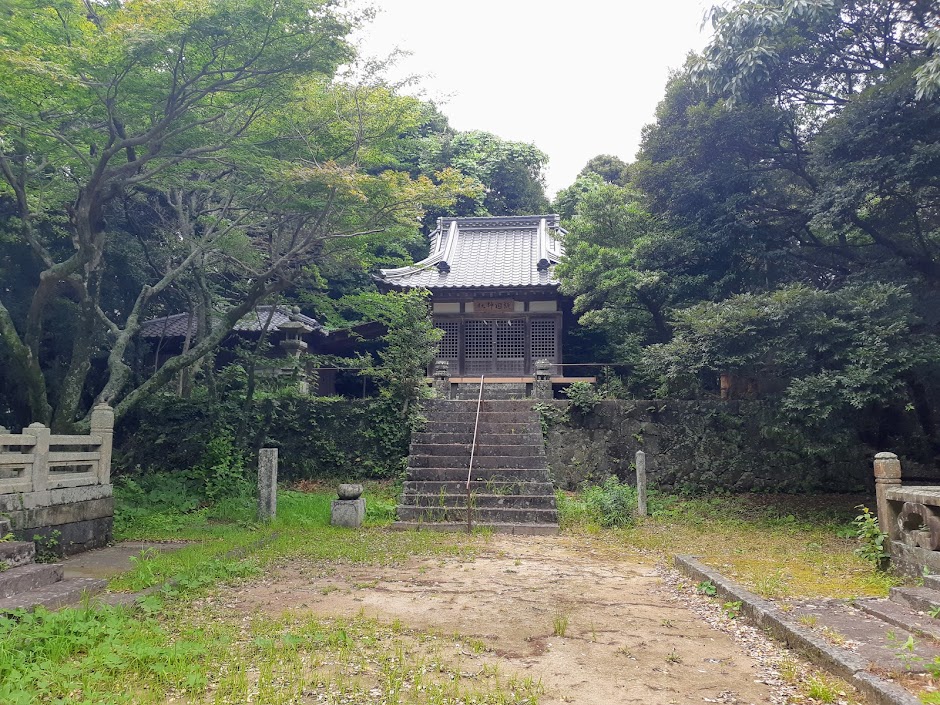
[583,476,638,528]
[565,381,600,414]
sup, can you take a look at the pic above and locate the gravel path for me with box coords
[656,564,868,705]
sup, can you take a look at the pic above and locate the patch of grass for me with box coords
[820,626,847,646]
[805,674,840,703]
[1,486,485,704]
[565,492,900,599]
[798,614,819,628]
[555,478,637,529]
[552,613,569,637]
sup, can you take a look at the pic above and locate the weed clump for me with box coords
[582,477,638,528]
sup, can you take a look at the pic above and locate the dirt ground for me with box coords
[229,534,776,704]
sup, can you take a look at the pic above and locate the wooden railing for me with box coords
[0,405,113,496]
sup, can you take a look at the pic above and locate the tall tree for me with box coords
[0,0,468,428]
[627,0,940,450]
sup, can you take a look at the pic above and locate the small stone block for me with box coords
[331,498,365,528]
[337,483,363,500]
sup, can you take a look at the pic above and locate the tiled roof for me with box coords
[378,215,565,290]
[139,305,324,339]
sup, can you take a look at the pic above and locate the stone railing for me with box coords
[0,405,114,554]
[874,451,940,575]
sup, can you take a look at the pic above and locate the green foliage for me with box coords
[31,530,61,563]
[115,395,411,482]
[0,601,215,703]
[0,0,476,430]
[581,477,638,528]
[556,182,681,375]
[532,402,569,439]
[355,290,442,414]
[434,130,550,216]
[852,505,889,569]
[564,381,600,415]
[697,580,718,597]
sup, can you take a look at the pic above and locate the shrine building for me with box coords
[378,214,584,392]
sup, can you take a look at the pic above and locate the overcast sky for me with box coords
[352,0,714,196]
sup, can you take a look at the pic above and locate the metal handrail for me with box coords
[466,374,485,532]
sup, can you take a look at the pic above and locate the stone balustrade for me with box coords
[0,405,114,554]
[874,451,940,575]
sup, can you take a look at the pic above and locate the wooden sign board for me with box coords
[473,300,515,314]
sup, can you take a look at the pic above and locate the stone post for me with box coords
[90,404,114,486]
[533,359,552,400]
[874,451,902,540]
[24,422,49,495]
[257,448,278,521]
[433,360,451,398]
[636,450,648,517]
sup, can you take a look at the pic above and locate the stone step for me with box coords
[406,467,550,482]
[423,422,540,435]
[410,454,547,469]
[855,598,940,643]
[425,411,538,424]
[923,575,940,592]
[0,577,107,613]
[891,586,940,614]
[390,521,559,536]
[0,541,36,569]
[0,563,64,599]
[403,480,555,495]
[424,400,540,412]
[397,505,558,524]
[788,597,940,673]
[412,432,543,445]
[409,444,544,457]
[401,493,557,509]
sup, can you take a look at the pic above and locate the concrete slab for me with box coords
[61,541,187,580]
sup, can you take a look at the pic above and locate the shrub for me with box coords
[582,476,637,528]
[565,381,600,414]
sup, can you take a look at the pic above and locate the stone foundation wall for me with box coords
[544,400,868,493]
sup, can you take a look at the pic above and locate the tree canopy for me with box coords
[0,0,474,429]
[556,0,940,458]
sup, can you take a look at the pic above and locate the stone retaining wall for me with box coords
[544,400,868,493]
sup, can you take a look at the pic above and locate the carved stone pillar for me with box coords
[433,360,450,398]
[874,451,902,540]
[533,359,552,400]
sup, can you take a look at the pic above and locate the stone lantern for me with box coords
[278,307,312,394]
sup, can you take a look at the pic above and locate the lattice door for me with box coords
[530,317,558,373]
[464,319,493,374]
[434,320,460,364]
[494,319,525,374]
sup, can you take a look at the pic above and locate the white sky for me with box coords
[353,0,714,196]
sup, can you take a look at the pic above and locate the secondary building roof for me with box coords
[139,305,325,339]
[378,214,565,291]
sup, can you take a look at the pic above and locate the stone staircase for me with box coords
[393,399,559,535]
[0,519,107,612]
[787,573,940,671]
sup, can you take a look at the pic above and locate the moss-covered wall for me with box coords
[118,396,885,492]
[544,400,872,493]
[114,396,409,480]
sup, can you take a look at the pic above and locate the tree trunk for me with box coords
[0,298,51,425]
